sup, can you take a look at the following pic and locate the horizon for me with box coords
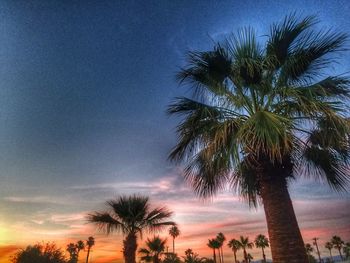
[0,1,350,262]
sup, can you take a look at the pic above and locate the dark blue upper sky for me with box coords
[0,0,350,214]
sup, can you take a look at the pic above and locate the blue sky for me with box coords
[0,1,350,262]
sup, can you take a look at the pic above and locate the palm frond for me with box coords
[87,212,124,235]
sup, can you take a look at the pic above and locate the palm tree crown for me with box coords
[139,236,167,263]
[169,225,180,253]
[255,234,269,262]
[227,238,241,263]
[168,14,350,263]
[88,195,174,263]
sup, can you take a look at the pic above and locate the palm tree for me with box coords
[167,14,350,263]
[331,236,344,260]
[169,225,180,253]
[183,248,207,263]
[305,243,314,263]
[67,243,78,263]
[247,253,253,263]
[325,242,333,262]
[237,236,253,263]
[85,236,95,263]
[76,240,85,262]
[88,195,174,263]
[139,236,167,263]
[228,238,240,263]
[208,238,220,263]
[254,234,269,263]
[216,233,226,263]
[344,242,350,260]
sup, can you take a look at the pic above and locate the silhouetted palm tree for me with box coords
[139,236,167,263]
[216,233,226,263]
[254,234,269,263]
[344,242,350,260]
[331,236,344,260]
[208,238,220,263]
[247,253,253,263]
[169,225,180,253]
[228,238,240,263]
[75,240,85,262]
[237,236,253,263]
[85,236,95,263]
[325,242,333,262]
[88,195,174,263]
[67,243,78,263]
[305,243,314,263]
[168,13,350,263]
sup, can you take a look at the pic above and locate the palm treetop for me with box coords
[254,234,269,248]
[88,195,175,237]
[169,225,180,238]
[168,13,350,205]
[331,235,345,248]
[238,236,254,249]
[227,238,241,251]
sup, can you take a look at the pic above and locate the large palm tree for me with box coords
[167,14,350,263]
[216,233,226,263]
[139,236,167,263]
[331,236,344,260]
[254,234,269,263]
[88,195,174,263]
[85,236,95,263]
[169,225,180,253]
[325,241,333,262]
[237,236,253,263]
[227,238,240,263]
[208,238,220,263]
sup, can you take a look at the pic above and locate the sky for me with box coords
[0,0,350,262]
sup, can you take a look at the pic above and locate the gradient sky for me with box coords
[0,1,350,262]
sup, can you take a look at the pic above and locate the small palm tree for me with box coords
[85,236,95,263]
[216,233,226,263]
[227,239,240,263]
[183,249,206,263]
[67,243,78,263]
[254,234,269,263]
[208,238,220,263]
[139,236,167,263]
[344,242,350,260]
[238,236,253,263]
[331,236,344,260]
[167,13,350,263]
[305,243,314,263]
[169,225,180,253]
[88,195,174,263]
[325,242,333,262]
[76,241,85,262]
[247,253,253,263]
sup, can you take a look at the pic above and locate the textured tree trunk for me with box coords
[123,233,137,263]
[85,247,90,263]
[260,176,308,263]
[262,247,266,263]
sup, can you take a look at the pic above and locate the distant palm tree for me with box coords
[325,242,333,262]
[85,236,95,263]
[227,239,240,263]
[167,13,350,263]
[254,234,269,263]
[67,243,78,263]
[216,233,226,263]
[305,243,314,263]
[208,238,220,263]
[238,236,253,263]
[169,225,180,253]
[139,236,167,263]
[344,242,350,260]
[331,236,345,260]
[76,240,85,262]
[247,253,253,263]
[183,248,207,263]
[88,195,174,263]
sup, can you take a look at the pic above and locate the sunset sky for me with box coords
[0,0,350,262]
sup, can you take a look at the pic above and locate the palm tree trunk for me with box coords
[221,247,224,263]
[233,251,237,263]
[338,248,343,260]
[123,233,137,263]
[173,237,175,253]
[262,247,266,263]
[213,249,217,263]
[243,249,247,263]
[218,247,222,263]
[85,247,90,263]
[329,249,333,262]
[260,176,308,263]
